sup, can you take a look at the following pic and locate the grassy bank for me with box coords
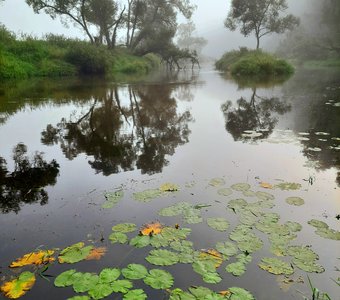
[215,48,294,78]
[0,26,160,80]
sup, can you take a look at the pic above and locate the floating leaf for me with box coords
[285,221,302,232]
[217,188,233,197]
[109,232,128,244]
[256,191,275,200]
[315,227,340,240]
[140,222,163,236]
[67,296,90,300]
[102,190,123,209]
[111,280,133,293]
[192,259,216,275]
[10,250,55,267]
[237,235,263,253]
[143,269,174,289]
[133,189,162,202]
[183,208,203,224]
[308,219,329,229]
[286,197,304,206]
[1,271,36,299]
[58,243,93,264]
[227,287,255,300]
[146,249,179,266]
[111,223,137,233]
[189,286,214,298]
[122,264,148,280]
[236,253,252,264]
[129,235,151,248]
[209,178,225,187]
[86,247,107,260]
[73,273,99,293]
[159,183,179,192]
[215,241,238,258]
[54,270,81,287]
[226,262,246,276]
[287,246,318,261]
[231,183,251,191]
[123,289,147,300]
[170,240,194,253]
[202,272,222,284]
[99,268,120,283]
[207,218,230,231]
[275,182,301,191]
[258,258,294,275]
[242,190,256,197]
[88,283,113,300]
[159,202,191,217]
[260,182,273,189]
[227,199,248,212]
[169,288,196,300]
[292,258,325,273]
[199,249,223,268]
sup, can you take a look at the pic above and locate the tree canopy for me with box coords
[225,0,299,49]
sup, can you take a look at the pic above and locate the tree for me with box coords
[225,0,299,49]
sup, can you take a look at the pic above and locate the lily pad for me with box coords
[111,223,137,233]
[275,182,302,190]
[227,199,248,212]
[73,273,99,293]
[99,268,120,283]
[227,287,255,300]
[54,269,78,287]
[226,262,246,276]
[1,272,36,300]
[133,189,163,202]
[123,289,147,300]
[258,258,294,275]
[143,269,174,289]
[216,241,238,258]
[256,191,275,200]
[286,197,304,206]
[159,202,191,217]
[109,232,128,244]
[192,259,216,275]
[207,218,230,231]
[102,190,123,209]
[58,243,93,264]
[285,221,302,232]
[202,272,222,284]
[129,235,151,248]
[111,280,133,293]
[315,227,340,240]
[67,297,90,300]
[122,264,148,280]
[231,183,251,191]
[292,258,325,273]
[88,283,113,300]
[308,219,329,229]
[146,249,179,266]
[217,188,233,197]
[209,178,225,187]
[160,183,179,192]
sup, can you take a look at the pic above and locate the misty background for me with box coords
[0,0,319,58]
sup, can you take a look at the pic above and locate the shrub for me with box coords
[65,43,113,75]
[143,53,161,69]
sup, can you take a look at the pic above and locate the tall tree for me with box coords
[225,0,299,49]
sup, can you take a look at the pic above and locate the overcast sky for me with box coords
[0,0,312,58]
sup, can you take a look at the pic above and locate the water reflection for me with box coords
[0,144,60,213]
[41,84,193,175]
[221,88,292,141]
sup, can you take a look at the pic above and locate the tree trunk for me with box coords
[256,35,260,49]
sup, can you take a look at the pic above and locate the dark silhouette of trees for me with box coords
[0,144,60,214]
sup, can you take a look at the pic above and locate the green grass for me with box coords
[0,26,159,80]
[215,48,294,79]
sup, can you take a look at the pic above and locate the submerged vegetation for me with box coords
[215,48,294,78]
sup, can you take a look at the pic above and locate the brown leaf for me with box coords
[140,222,163,236]
[10,250,55,268]
[1,272,36,299]
[260,182,273,189]
[85,247,107,261]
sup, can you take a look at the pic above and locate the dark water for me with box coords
[0,67,339,300]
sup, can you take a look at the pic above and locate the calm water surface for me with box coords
[0,67,339,300]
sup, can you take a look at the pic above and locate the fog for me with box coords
[0,0,321,58]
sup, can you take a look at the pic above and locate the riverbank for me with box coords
[0,26,160,80]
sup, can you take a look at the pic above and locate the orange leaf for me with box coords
[1,272,35,299]
[219,290,231,296]
[260,182,273,189]
[140,222,163,236]
[10,250,55,268]
[85,247,107,261]
[199,249,223,268]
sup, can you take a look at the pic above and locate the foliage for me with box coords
[10,250,55,267]
[0,272,36,299]
[225,0,299,49]
[143,269,174,289]
[58,242,93,264]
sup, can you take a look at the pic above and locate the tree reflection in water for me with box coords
[221,88,292,141]
[41,84,193,175]
[0,144,60,213]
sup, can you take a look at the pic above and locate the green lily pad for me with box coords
[315,227,340,240]
[226,262,246,276]
[67,297,90,300]
[169,288,196,300]
[256,191,275,201]
[99,268,120,283]
[102,190,123,209]
[111,280,133,293]
[237,235,263,253]
[209,178,225,187]
[229,225,252,242]
[292,258,325,273]
[231,183,251,191]
[178,252,195,264]
[202,272,222,284]
[54,269,78,287]
[236,253,252,264]
[146,249,179,266]
[207,218,230,231]
[308,219,329,229]
[111,223,137,233]
[133,189,163,202]
[227,287,255,300]
[287,246,319,261]
[275,182,301,190]
[189,286,214,298]
[143,269,174,289]
[122,264,148,280]
[286,197,304,206]
[242,190,257,197]
[170,240,194,253]
[58,243,93,264]
[269,233,297,256]
[217,188,233,196]
[73,273,99,293]
[192,259,216,275]
[216,241,238,258]
[183,208,203,224]
[285,221,302,232]
[109,232,128,244]
[88,283,113,300]
[159,202,192,217]
[227,199,248,212]
[123,289,147,300]
[129,235,151,248]
[258,258,294,275]
[238,211,258,226]
[160,183,179,192]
